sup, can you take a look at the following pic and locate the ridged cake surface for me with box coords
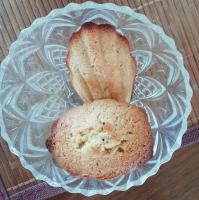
[66,23,136,102]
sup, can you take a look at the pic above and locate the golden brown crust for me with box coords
[47,99,153,180]
[66,22,136,103]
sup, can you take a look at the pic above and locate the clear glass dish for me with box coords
[0,1,192,196]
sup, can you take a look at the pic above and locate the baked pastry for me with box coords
[66,22,136,103]
[47,99,153,180]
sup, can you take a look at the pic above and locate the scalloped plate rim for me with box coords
[0,1,193,196]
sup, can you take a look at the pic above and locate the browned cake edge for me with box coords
[66,22,136,102]
[47,100,153,180]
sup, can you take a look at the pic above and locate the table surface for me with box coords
[0,0,199,199]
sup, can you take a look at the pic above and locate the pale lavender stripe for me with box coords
[0,124,198,200]
[0,177,9,200]
[9,182,65,200]
[182,124,199,146]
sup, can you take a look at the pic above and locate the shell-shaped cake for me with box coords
[47,99,153,180]
[66,22,136,102]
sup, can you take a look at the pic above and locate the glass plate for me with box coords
[0,1,192,196]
